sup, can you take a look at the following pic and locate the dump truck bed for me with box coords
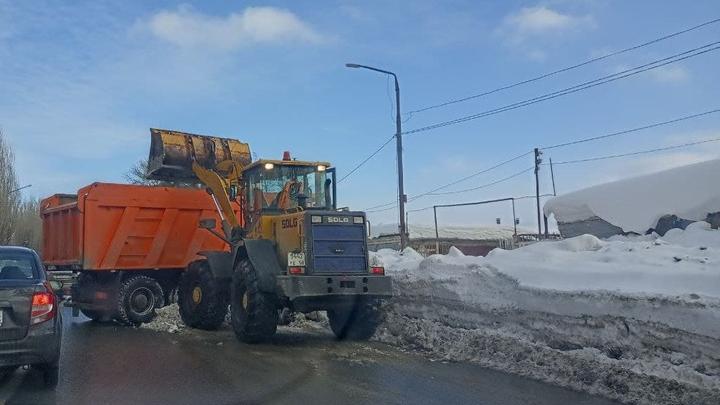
[41,183,240,271]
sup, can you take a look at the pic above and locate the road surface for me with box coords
[0,308,618,404]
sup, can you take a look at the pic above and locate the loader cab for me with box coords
[242,159,336,216]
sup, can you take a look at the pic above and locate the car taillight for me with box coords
[31,289,56,325]
[288,267,305,275]
[370,266,385,275]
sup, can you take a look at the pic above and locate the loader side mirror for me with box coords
[324,178,332,208]
[199,218,217,229]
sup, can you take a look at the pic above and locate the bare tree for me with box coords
[125,159,161,185]
[125,159,199,188]
[0,128,20,244]
[12,198,41,251]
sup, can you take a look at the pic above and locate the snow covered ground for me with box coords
[373,223,720,404]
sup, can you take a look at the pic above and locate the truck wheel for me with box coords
[116,275,164,325]
[230,259,278,343]
[178,260,228,330]
[328,300,381,340]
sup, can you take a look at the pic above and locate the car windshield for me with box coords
[0,253,38,280]
[246,164,329,211]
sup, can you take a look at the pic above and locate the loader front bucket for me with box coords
[147,128,252,180]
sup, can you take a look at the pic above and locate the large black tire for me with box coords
[116,275,164,325]
[230,259,278,343]
[328,299,381,340]
[178,260,229,330]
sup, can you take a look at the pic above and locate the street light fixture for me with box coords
[346,63,408,250]
[9,184,31,194]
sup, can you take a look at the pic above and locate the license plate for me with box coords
[288,252,306,267]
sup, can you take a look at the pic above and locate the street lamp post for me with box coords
[346,63,408,250]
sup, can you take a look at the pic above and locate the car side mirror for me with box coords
[199,218,217,229]
[48,280,63,294]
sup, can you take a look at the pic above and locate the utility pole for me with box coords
[346,63,408,249]
[534,148,542,240]
[549,157,557,196]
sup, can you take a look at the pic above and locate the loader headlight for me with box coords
[264,163,274,170]
[311,215,322,223]
[353,216,364,224]
[317,165,326,172]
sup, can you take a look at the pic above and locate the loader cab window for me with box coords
[245,163,332,212]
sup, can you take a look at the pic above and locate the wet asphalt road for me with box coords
[0,308,619,405]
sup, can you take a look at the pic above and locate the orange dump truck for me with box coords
[41,182,239,324]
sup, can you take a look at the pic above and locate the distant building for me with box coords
[367,224,521,256]
[544,159,720,238]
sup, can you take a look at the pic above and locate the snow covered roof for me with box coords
[371,223,532,241]
[544,158,720,234]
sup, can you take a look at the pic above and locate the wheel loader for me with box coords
[147,128,392,342]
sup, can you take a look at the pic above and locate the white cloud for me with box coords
[650,65,689,84]
[145,5,323,50]
[497,5,594,44]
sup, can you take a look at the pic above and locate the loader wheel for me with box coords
[116,275,164,325]
[178,260,229,330]
[230,259,278,343]
[328,299,381,340]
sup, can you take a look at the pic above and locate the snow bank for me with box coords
[544,158,720,233]
[374,224,720,404]
[485,221,720,298]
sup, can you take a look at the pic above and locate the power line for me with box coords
[402,41,720,136]
[345,42,720,185]
[425,167,534,196]
[362,150,532,210]
[337,135,394,183]
[552,137,720,165]
[398,193,556,216]
[407,17,720,115]
[541,108,720,150]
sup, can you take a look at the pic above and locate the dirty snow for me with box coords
[544,158,720,233]
[373,223,720,404]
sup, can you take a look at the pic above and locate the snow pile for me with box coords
[371,223,531,241]
[142,304,185,334]
[485,221,720,299]
[374,225,720,404]
[544,158,720,233]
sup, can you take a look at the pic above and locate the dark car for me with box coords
[0,246,62,387]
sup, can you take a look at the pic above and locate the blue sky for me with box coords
[1,0,719,229]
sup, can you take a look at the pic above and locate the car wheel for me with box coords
[41,364,59,388]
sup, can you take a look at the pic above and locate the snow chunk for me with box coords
[447,246,465,257]
[544,158,720,233]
